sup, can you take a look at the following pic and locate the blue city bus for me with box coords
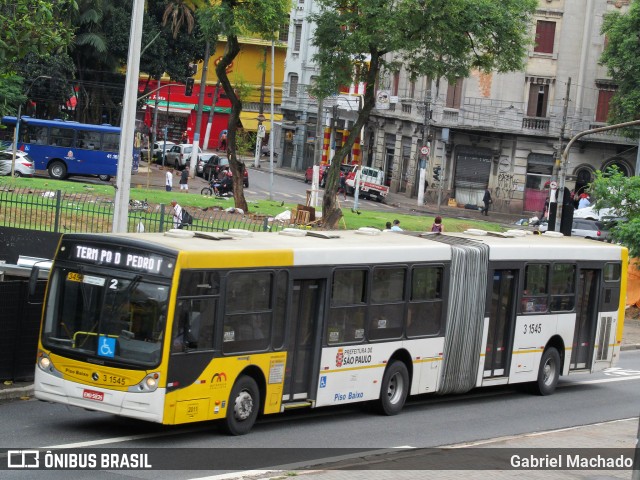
[1,116,140,181]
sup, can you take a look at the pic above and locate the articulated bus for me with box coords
[33,228,627,435]
[1,116,140,181]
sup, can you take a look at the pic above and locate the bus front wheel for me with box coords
[48,161,67,180]
[223,375,260,435]
[377,360,409,416]
[531,347,561,396]
[98,174,111,182]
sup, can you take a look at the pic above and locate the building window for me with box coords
[278,20,290,42]
[293,24,302,52]
[289,74,299,97]
[534,20,556,54]
[595,89,615,123]
[527,84,549,117]
[446,78,463,109]
[409,80,415,99]
[392,71,400,97]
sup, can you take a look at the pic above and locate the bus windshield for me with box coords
[42,266,170,368]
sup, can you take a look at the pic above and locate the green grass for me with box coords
[1,176,502,233]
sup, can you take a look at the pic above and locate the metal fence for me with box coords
[0,186,283,234]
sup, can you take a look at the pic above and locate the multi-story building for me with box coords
[279,0,638,216]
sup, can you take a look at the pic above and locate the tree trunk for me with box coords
[214,18,248,213]
[320,50,380,229]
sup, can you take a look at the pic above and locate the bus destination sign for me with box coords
[60,240,174,277]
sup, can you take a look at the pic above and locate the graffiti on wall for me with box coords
[495,172,518,199]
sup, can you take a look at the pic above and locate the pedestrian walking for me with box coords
[338,172,347,201]
[482,188,492,216]
[220,131,227,152]
[165,168,173,192]
[179,168,189,193]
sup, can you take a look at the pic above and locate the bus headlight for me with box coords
[39,356,51,369]
[128,373,160,393]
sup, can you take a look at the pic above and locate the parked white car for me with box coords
[573,205,618,221]
[0,150,35,177]
[141,141,176,162]
[165,144,202,169]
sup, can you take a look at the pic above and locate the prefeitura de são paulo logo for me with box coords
[335,348,344,367]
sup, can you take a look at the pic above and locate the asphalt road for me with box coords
[0,350,638,479]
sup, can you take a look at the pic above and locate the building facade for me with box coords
[279,0,638,216]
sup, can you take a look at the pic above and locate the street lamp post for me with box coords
[11,75,51,177]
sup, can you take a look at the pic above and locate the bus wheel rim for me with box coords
[388,372,403,404]
[234,390,253,421]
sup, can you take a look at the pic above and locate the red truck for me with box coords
[345,165,389,202]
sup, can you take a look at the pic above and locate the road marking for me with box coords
[562,375,640,385]
[40,426,204,449]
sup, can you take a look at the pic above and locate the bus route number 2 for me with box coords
[523,323,542,335]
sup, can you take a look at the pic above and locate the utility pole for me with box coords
[189,41,211,178]
[549,78,571,232]
[311,96,324,207]
[203,81,220,150]
[254,47,268,168]
[417,86,432,206]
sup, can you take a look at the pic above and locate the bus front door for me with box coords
[570,269,599,370]
[283,279,325,402]
[484,269,517,378]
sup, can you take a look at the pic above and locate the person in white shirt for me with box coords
[165,169,173,192]
[170,200,183,229]
[391,219,403,231]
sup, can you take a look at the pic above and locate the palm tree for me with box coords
[163,0,207,38]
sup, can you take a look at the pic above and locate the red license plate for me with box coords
[82,389,104,402]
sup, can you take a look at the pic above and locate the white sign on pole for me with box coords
[257,125,266,138]
[420,145,430,156]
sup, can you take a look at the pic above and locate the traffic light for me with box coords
[185,78,194,96]
[433,165,441,181]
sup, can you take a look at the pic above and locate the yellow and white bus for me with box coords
[34,227,627,435]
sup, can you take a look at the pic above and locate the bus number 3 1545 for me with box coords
[523,323,542,335]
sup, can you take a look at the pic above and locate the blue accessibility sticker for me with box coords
[319,376,327,388]
[98,336,116,358]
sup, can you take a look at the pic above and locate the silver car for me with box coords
[571,219,612,241]
[0,150,36,177]
[165,143,202,169]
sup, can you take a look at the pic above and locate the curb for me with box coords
[0,384,33,402]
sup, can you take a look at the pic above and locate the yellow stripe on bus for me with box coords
[180,250,294,269]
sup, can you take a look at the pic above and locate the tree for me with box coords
[590,168,640,258]
[310,0,537,229]
[0,0,75,117]
[199,0,290,213]
[600,1,640,124]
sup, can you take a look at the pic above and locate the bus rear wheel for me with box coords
[377,360,409,416]
[223,375,260,435]
[531,347,561,396]
[48,161,67,180]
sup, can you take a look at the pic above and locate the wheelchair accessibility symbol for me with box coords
[98,336,116,358]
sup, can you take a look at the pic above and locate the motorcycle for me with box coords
[201,176,233,197]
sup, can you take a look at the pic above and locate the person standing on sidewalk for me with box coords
[179,168,189,193]
[165,168,173,192]
[482,188,492,216]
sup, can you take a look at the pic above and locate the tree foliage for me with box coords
[0,0,75,117]
[600,1,640,124]
[198,0,291,213]
[311,0,537,229]
[590,167,640,258]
